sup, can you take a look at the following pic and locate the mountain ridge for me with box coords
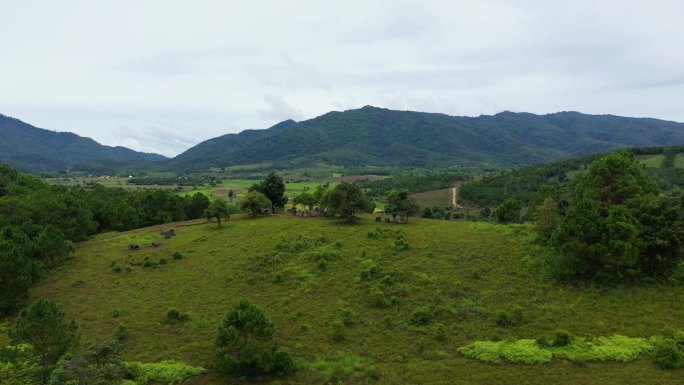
[166,106,684,171]
[0,114,167,172]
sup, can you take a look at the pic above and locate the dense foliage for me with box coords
[327,183,374,222]
[551,152,684,281]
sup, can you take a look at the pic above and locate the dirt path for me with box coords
[451,187,464,209]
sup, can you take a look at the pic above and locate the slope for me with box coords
[21,215,684,384]
[0,114,167,172]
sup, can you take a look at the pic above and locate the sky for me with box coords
[1,0,683,157]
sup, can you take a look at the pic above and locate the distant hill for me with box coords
[168,106,684,171]
[0,114,166,172]
[459,146,684,207]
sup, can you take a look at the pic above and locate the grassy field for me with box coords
[10,215,683,384]
[410,188,451,207]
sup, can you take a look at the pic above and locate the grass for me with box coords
[410,188,451,207]
[8,216,684,384]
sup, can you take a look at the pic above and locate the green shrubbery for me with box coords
[459,334,653,365]
[125,360,206,384]
[651,327,684,369]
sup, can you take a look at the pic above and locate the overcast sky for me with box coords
[1,0,683,157]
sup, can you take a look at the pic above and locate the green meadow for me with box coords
[16,214,684,384]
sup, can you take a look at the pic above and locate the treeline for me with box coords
[127,175,221,186]
[460,146,684,207]
[0,163,210,313]
[358,170,471,198]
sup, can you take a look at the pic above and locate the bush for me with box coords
[653,338,683,369]
[458,339,553,364]
[0,344,40,385]
[114,324,128,342]
[125,360,206,384]
[340,308,356,327]
[165,308,189,323]
[172,252,183,260]
[330,320,346,342]
[553,330,573,347]
[410,306,433,326]
[495,307,524,328]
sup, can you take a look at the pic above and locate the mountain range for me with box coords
[0,114,166,172]
[3,106,684,173]
[168,106,684,171]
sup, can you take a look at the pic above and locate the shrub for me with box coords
[340,308,356,327]
[458,339,553,364]
[330,320,346,342]
[653,338,683,369]
[114,324,128,342]
[553,330,573,347]
[369,286,388,308]
[125,360,206,384]
[165,308,189,323]
[410,306,433,326]
[172,252,183,260]
[495,307,523,328]
[434,324,447,341]
[159,258,167,265]
[0,344,40,385]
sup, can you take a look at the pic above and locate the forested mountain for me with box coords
[168,106,684,171]
[0,114,166,172]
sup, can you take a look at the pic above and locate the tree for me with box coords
[385,189,420,223]
[0,344,40,385]
[494,198,523,223]
[240,191,271,218]
[187,192,210,219]
[215,299,294,379]
[313,184,331,213]
[10,299,79,384]
[327,183,374,222]
[551,151,678,281]
[0,227,35,313]
[204,199,231,227]
[48,339,125,385]
[258,172,287,214]
[35,225,73,266]
[292,192,315,211]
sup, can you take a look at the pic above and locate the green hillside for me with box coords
[0,114,166,172]
[460,146,684,207]
[11,215,683,384]
[167,107,684,172]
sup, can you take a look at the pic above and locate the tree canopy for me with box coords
[552,152,684,281]
[10,299,79,383]
[327,183,374,222]
[240,191,271,217]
